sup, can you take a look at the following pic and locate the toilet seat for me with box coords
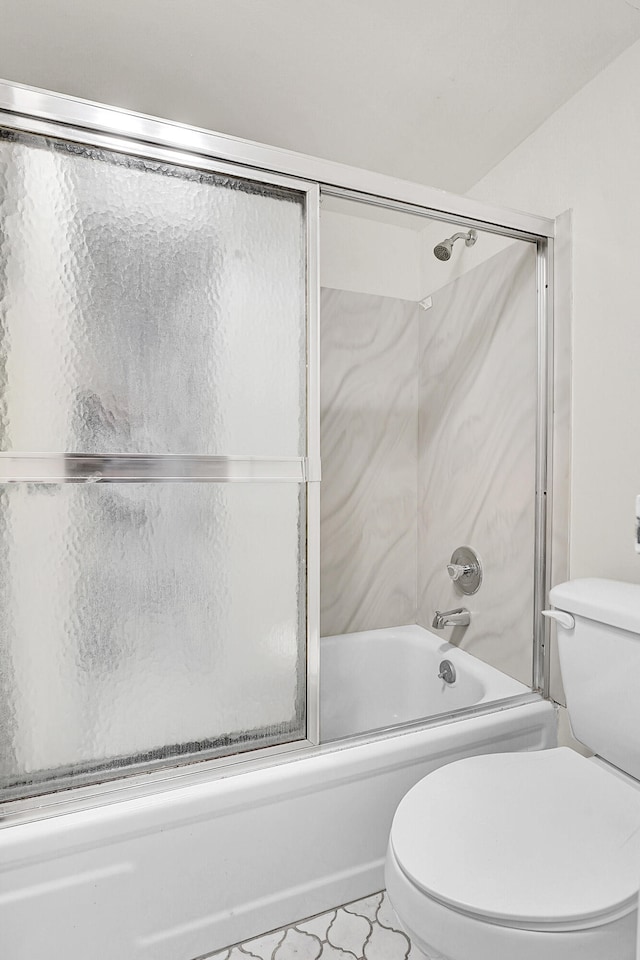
[389,748,640,933]
[385,842,638,960]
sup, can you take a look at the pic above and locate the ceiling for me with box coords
[2,0,640,193]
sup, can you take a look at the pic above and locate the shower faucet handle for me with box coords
[447,563,471,581]
[446,546,483,595]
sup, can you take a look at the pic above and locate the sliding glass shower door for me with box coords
[0,126,318,800]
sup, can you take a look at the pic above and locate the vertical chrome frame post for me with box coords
[305,184,321,745]
[533,236,555,696]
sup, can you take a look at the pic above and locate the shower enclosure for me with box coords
[0,82,556,817]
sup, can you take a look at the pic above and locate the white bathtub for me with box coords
[321,624,527,740]
[0,627,556,960]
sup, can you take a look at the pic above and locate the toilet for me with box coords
[385,579,640,960]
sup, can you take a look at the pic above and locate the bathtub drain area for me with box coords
[204,891,424,960]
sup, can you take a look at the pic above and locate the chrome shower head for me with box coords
[433,239,453,261]
[433,229,477,261]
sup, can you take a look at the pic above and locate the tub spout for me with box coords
[432,607,471,629]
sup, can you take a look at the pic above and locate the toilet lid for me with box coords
[390,748,640,930]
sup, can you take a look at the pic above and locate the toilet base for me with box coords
[385,845,638,960]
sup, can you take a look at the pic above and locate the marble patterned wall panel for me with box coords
[417,242,537,685]
[320,288,419,637]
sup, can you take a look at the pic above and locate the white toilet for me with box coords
[385,579,640,960]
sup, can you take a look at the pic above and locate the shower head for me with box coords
[433,239,454,261]
[433,229,477,261]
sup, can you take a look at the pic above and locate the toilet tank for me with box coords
[550,578,640,780]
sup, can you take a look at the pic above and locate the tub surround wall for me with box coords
[416,241,537,686]
[321,242,538,688]
[320,288,419,637]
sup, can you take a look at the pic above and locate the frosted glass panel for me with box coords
[0,483,306,795]
[0,129,306,455]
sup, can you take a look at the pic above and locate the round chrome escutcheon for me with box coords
[447,545,483,595]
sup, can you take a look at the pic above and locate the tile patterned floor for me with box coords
[205,891,426,960]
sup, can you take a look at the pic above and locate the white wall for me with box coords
[468,37,640,583]
[320,210,422,301]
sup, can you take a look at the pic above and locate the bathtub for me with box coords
[321,624,528,740]
[0,626,556,960]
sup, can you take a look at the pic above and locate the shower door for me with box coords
[0,122,319,801]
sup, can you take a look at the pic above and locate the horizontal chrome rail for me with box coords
[1,691,544,827]
[0,454,318,483]
[321,185,543,242]
[0,79,555,239]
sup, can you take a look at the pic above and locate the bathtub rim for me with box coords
[0,690,546,828]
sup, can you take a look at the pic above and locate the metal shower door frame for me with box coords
[0,79,554,822]
[319,185,554,698]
